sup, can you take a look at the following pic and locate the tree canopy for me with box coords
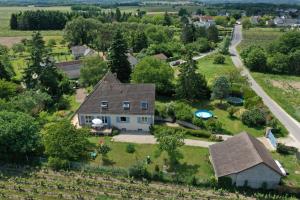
[131,56,174,95]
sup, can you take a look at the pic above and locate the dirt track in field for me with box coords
[0,36,27,47]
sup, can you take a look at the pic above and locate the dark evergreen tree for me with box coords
[108,29,131,82]
[181,24,196,44]
[0,62,10,80]
[10,14,18,30]
[207,25,219,42]
[132,31,148,52]
[116,8,122,22]
[23,32,46,89]
[163,12,172,26]
[176,53,210,100]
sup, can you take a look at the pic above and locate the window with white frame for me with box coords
[141,101,148,110]
[101,101,108,109]
[123,101,130,110]
[85,116,93,124]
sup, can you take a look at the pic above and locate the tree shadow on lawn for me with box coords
[173,162,200,181]
[102,157,116,166]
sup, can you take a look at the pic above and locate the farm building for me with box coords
[77,71,155,132]
[209,132,285,189]
[71,45,96,59]
[56,60,82,79]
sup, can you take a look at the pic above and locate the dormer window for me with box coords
[101,101,108,109]
[141,101,148,110]
[123,101,130,110]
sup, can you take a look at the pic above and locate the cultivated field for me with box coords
[0,6,70,37]
[237,28,284,51]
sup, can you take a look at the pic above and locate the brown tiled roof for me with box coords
[153,53,168,61]
[209,132,283,177]
[56,60,82,79]
[77,72,155,115]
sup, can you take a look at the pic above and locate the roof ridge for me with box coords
[244,133,264,164]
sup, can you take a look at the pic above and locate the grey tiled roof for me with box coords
[77,72,155,115]
[209,132,283,177]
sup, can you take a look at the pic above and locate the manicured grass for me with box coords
[89,136,214,180]
[237,27,284,52]
[197,54,236,85]
[272,152,300,187]
[0,6,69,37]
[252,72,300,122]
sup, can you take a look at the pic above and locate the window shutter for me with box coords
[137,117,141,123]
[127,117,130,123]
[149,117,153,124]
[116,117,120,123]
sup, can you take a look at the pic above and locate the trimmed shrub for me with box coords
[152,125,211,139]
[277,143,298,155]
[241,108,266,127]
[209,135,223,142]
[244,96,263,109]
[213,54,225,64]
[126,144,136,154]
[173,102,193,122]
[128,161,150,180]
[206,118,223,134]
[227,106,238,118]
[47,157,70,170]
[112,129,120,136]
[218,176,232,188]
[192,116,205,128]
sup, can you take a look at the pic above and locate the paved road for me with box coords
[230,25,300,146]
[112,133,216,148]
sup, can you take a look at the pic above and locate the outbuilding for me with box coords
[209,132,284,189]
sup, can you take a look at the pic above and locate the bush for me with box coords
[152,125,211,139]
[192,116,205,128]
[277,143,298,155]
[218,176,232,188]
[227,106,238,118]
[244,96,263,109]
[209,134,223,142]
[112,129,120,136]
[126,144,136,154]
[241,108,266,127]
[213,54,225,64]
[47,157,70,170]
[173,102,193,122]
[128,161,150,180]
[206,118,223,134]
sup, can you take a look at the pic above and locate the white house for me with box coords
[209,132,284,189]
[192,15,216,28]
[77,72,155,132]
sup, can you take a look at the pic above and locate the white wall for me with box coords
[226,163,281,189]
[78,113,154,132]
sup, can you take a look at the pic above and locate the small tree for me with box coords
[155,129,184,169]
[98,143,111,161]
[207,25,219,42]
[126,144,136,154]
[213,54,225,64]
[80,56,108,87]
[242,18,252,29]
[211,76,230,104]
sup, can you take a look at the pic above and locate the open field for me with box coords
[237,28,284,51]
[252,73,300,122]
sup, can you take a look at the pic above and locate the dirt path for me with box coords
[0,36,27,47]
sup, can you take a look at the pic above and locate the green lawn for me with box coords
[272,152,300,187]
[0,6,69,37]
[197,54,236,85]
[89,136,214,180]
[237,27,284,52]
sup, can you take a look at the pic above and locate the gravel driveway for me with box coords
[112,133,216,148]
